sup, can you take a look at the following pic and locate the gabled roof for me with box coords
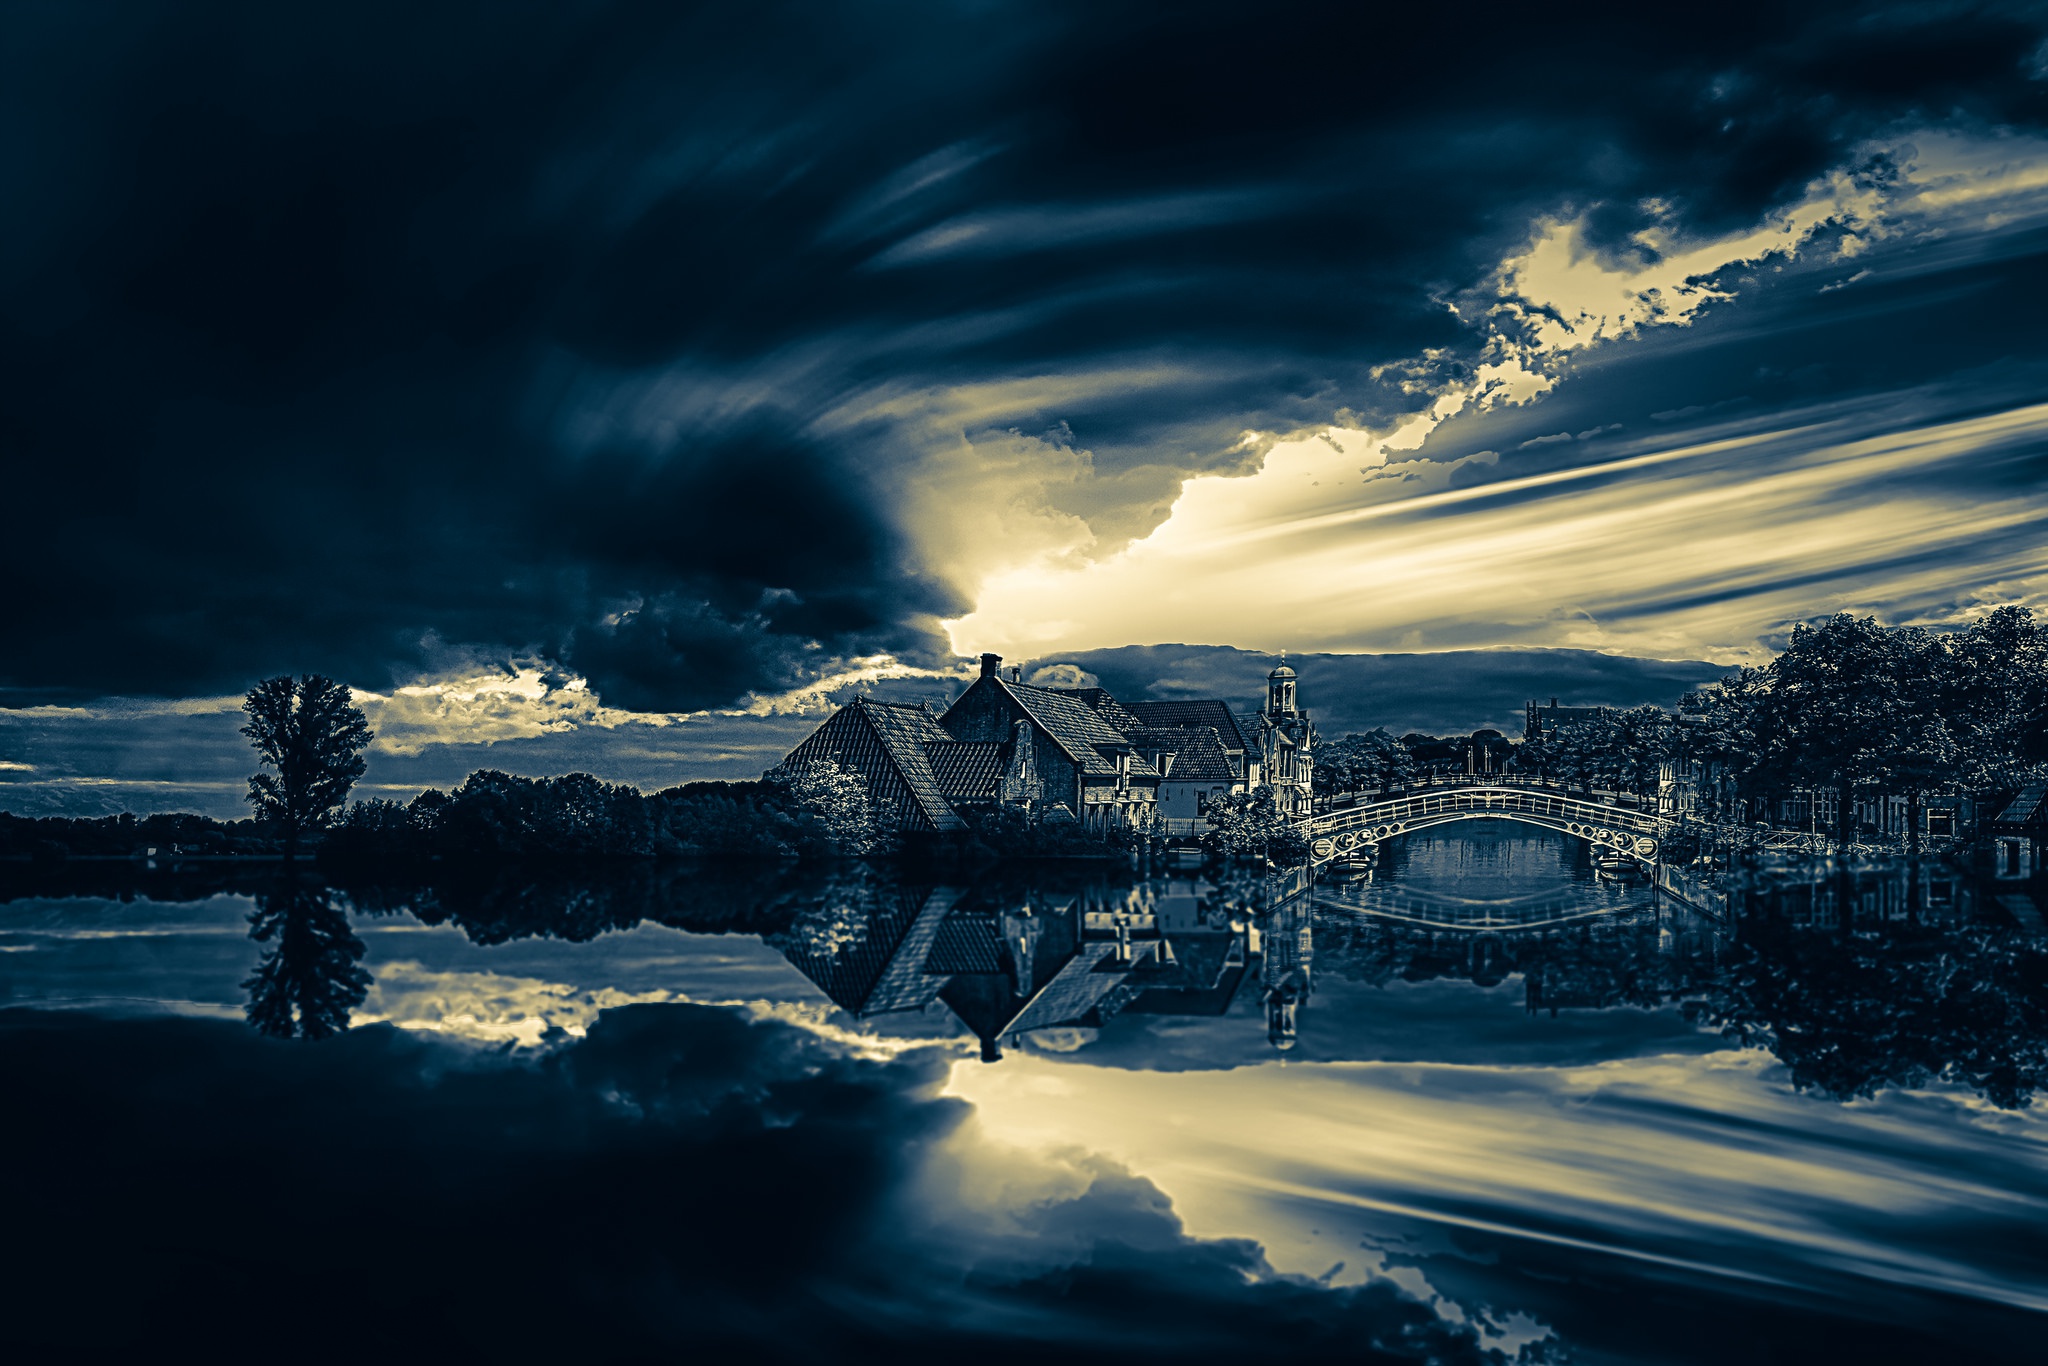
[925,911,1005,973]
[1993,781,2048,828]
[776,886,962,1015]
[1006,942,1131,1032]
[993,679,1136,777]
[783,697,964,831]
[1124,726,1235,782]
[1051,687,1144,730]
[924,740,1006,802]
[1123,700,1250,752]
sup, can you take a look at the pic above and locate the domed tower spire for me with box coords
[1267,653,1298,716]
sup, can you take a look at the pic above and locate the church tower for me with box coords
[1267,660,1298,715]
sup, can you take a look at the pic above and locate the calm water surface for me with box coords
[4,819,2044,1363]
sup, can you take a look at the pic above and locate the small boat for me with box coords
[1594,854,1642,881]
[1323,856,1376,881]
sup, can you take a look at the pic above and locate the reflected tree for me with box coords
[244,875,372,1039]
[1705,894,2048,1108]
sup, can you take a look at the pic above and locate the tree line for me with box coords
[1311,607,2048,845]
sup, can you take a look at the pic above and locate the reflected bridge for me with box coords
[1308,782,1662,866]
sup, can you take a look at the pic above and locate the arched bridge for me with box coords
[1307,782,1663,865]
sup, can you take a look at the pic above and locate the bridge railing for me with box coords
[1310,785,1663,840]
[1318,773,1656,813]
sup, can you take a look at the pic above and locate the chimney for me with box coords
[1011,666,1021,683]
[1550,697,1558,707]
[980,652,1001,678]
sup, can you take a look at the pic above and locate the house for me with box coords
[775,652,1312,834]
[1118,699,1253,782]
[1524,697,1613,742]
[778,696,966,833]
[1988,781,2047,879]
[941,655,1162,830]
[1124,726,1239,836]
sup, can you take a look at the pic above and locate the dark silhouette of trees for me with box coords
[1513,705,1669,801]
[1313,729,1419,795]
[1678,608,2048,842]
[241,675,373,857]
[243,874,371,1039]
[1704,898,2048,1108]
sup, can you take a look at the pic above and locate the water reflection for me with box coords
[6,836,2046,1361]
[5,832,2047,1107]
[1716,866,2048,1107]
[242,873,369,1039]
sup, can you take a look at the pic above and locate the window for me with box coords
[1926,808,1955,839]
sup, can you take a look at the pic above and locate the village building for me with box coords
[777,696,966,833]
[1524,697,1613,742]
[1247,662,1316,817]
[1124,726,1239,835]
[1988,781,2047,879]
[776,652,1312,834]
[941,654,1162,830]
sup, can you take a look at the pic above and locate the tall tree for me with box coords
[1944,605,2048,792]
[241,675,374,857]
[1764,614,1902,846]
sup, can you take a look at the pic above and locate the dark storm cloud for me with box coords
[0,1003,1497,1361]
[6,1,2047,707]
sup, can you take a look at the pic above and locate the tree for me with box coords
[1943,605,2048,792]
[1312,729,1420,796]
[764,759,879,855]
[1202,787,1310,866]
[241,675,374,857]
[243,874,371,1039]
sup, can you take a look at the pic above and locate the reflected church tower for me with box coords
[1259,894,1314,1051]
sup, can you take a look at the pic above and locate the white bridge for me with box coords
[1307,781,1663,866]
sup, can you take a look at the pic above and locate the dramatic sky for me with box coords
[9,1,2048,810]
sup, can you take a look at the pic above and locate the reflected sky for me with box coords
[3,830,2045,1360]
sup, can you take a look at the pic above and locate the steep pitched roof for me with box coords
[783,697,963,832]
[1051,687,1144,730]
[924,740,1006,802]
[1006,942,1131,1032]
[1994,781,2048,828]
[1124,726,1235,782]
[997,680,1137,777]
[1124,700,1250,752]
[776,886,962,1016]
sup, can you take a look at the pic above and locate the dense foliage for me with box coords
[240,674,373,854]
[1679,608,2048,838]
[1514,704,1672,801]
[1312,728,1419,795]
[1200,788,1311,866]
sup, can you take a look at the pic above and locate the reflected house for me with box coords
[1987,780,2046,880]
[767,877,1264,1059]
